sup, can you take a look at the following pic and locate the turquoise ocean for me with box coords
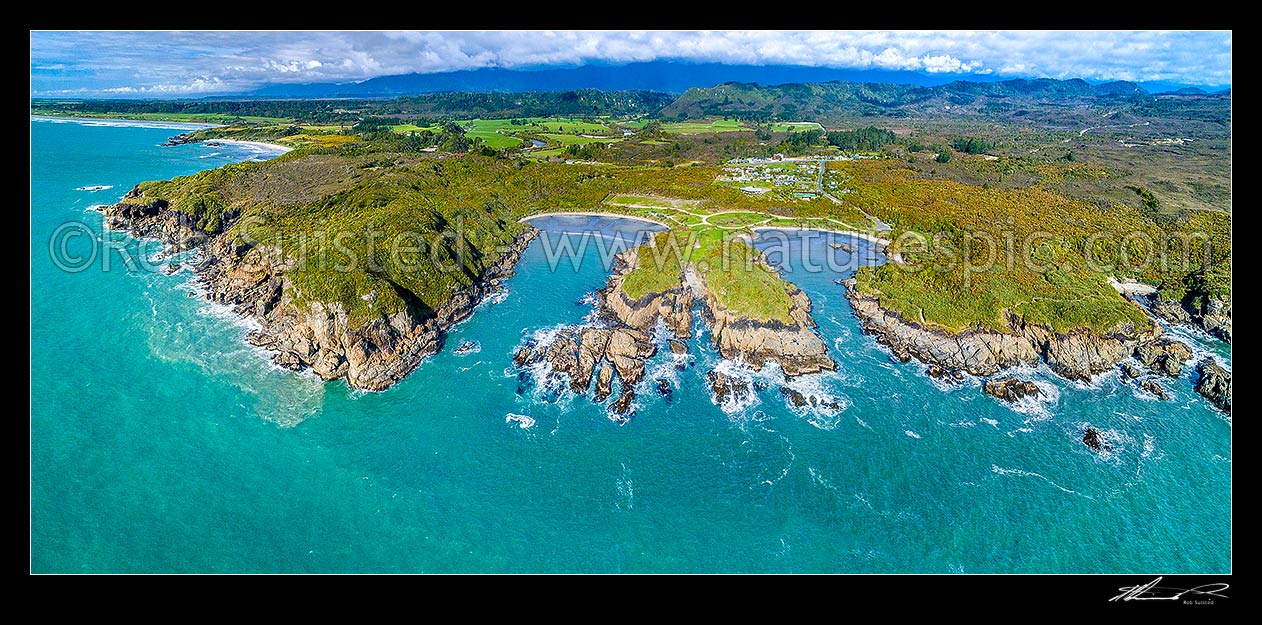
[31,118,1231,573]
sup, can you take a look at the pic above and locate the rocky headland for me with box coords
[842,277,1237,412]
[101,188,537,391]
[514,245,835,422]
[843,277,1165,382]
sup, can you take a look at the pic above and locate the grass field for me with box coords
[390,123,439,134]
[542,133,622,146]
[660,120,750,135]
[767,121,824,132]
[468,131,524,149]
[465,117,612,135]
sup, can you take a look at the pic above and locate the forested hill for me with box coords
[658,78,1232,123]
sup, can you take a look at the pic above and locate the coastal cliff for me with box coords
[515,245,835,421]
[842,277,1165,382]
[101,188,537,391]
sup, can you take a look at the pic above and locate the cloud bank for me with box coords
[30,30,1232,96]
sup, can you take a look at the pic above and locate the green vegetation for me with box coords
[659,119,749,134]
[80,76,1229,340]
[622,231,690,299]
[826,126,898,151]
[621,230,795,324]
[950,136,995,154]
[840,159,1227,333]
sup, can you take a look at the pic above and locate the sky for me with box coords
[30,30,1232,97]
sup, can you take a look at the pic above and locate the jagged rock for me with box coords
[656,378,672,400]
[513,342,541,368]
[544,330,581,384]
[1082,427,1110,452]
[1150,298,1192,323]
[1138,377,1169,400]
[927,365,965,383]
[162,263,181,275]
[1134,338,1193,377]
[983,377,1041,403]
[574,328,611,391]
[594,362,614,402]
[1120,362,1143,379]
[453,340,478,356]
[844,277,1160,382]
[1199,298,1232,343]
[708,370,752,405]
[1195,359,1231,413]
[668,339,688,355]
[780,386,807,407]
[605,327,654,386]
[610,391,635,420]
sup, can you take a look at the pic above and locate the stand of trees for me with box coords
[826,126,898,151]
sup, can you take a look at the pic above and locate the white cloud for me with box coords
[29,30,1233,96]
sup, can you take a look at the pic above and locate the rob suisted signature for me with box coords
[1110,577,1229,602]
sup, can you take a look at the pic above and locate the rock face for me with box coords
[595,362,615,402]
[1148,294,1232,344]
[927,365,966,383]
[1139,378,1169,401]
[601,248,693,338]
[1195,359,1231,413]
[1134,338,1193,377]
[779,386,840,410]
[692,265,835,377]
[1199,298,1232,343]
[1150,298,1192,324]
[1120,362,1143,379]
[983,377,1041,403]
[101,189,538,391]
[610,391,635,421]
[1082,427,1109,452]
[708,370,752,406]
[843,277,1163,383]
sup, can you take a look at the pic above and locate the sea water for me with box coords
[30,118,1231,573]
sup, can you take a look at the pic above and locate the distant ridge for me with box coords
[244,61,1012,98]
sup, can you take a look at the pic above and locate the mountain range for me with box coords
[242,61,1223,99]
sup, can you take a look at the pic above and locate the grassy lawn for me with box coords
[767,121,824,132]
[542,133,622,146]
[660,119,750,135]
[390,123,439,134]
[467,131,524,149]
[466,117,613,135]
